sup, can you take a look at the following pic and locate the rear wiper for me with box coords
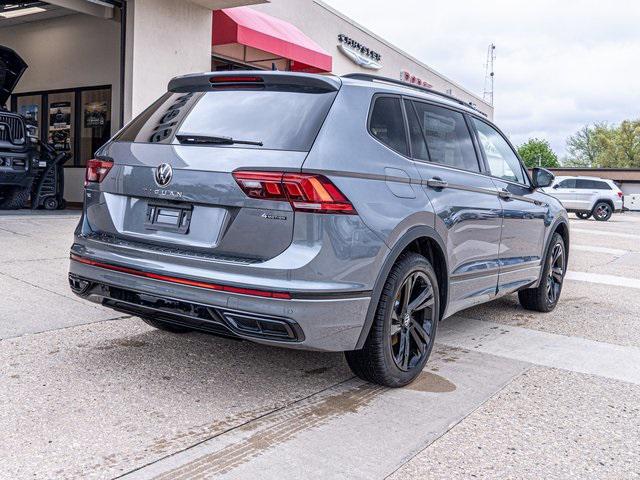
[176,134,263,146]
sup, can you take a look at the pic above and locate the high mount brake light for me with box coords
[85,159,113,186]
[233,171,356,214]
[209,76,264,84]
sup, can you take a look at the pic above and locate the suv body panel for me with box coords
[543,176,623,213]
[69,71,568,351]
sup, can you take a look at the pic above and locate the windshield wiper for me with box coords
[176,134,263,146]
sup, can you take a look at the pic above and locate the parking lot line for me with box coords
[438,317,640,385]
[571,228,640,240]
[570,244,632,256]
[565,270,640,290]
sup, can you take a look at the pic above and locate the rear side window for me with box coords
[115,89,337,151]
[410,101,480,172]
[369,96,408,155]
[576,179,611,189]
[556,179,576,189]
[404,100,429,161]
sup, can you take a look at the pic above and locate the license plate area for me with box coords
[144,203,192,234]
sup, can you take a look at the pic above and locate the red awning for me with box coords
[212,7,332,73]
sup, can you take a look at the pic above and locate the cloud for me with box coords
[324,0,640,155]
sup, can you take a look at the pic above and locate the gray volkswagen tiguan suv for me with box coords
[69,71,569,387]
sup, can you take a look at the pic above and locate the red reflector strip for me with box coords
[70,254,291,300]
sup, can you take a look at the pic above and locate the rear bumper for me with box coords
[69,258,371,352]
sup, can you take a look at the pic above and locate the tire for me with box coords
[575,212,591,220]
[345,252,439,387]
[43,197,59,210]
[518,233,566,312]
[592,202,612,221]
[141,317,191,333]
[0,186,30,210]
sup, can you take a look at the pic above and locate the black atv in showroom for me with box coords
[0,45,37,209]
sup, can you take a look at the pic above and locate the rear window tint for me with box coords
[114,89,337,151]
[576,179,611,190]
[369,96,408,156]
[556,179,576,188]
[414,102,480,172]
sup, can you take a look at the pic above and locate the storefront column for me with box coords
[123,0,213,120]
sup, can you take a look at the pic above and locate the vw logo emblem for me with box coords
[155,163,173,187]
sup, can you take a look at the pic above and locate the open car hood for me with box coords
[0,45,27,105]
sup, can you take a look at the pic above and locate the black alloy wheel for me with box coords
[345,252,440,387]
[389,271,436,371]
[518,232,566,312]
[546,242,565,304]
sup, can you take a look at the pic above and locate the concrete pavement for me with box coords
[1,211,639,479]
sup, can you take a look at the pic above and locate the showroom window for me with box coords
[12,85,112,167]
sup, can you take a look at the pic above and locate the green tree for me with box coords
[596,120,640,168]
[565,121,640,168]
[517,138,560,168]
[565,124,604,167]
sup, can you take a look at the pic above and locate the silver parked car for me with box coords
[541,175,624,221]
[69,72,569,387]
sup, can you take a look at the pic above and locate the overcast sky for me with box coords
[324,0,640,157]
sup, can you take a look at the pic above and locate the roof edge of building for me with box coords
[313,0,491,109]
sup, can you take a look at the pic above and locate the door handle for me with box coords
[498,189,513,200]
[426,177,448,189]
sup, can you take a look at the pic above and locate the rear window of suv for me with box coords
[114,88,337,151]
[576,179,611,190]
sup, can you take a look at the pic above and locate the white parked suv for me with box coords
[542,176,623,221]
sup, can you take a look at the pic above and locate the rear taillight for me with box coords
[85,158,113,186]
[618,191,624,199]
[233,171,356,214]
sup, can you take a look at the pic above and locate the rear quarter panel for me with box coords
[302,84,436,249]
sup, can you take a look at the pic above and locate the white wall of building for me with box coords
[0,13,121,203]
[252,0,493,118]
[124,0,213,118]
[0,13,121,123]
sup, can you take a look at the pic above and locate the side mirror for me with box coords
[532,167,555,188]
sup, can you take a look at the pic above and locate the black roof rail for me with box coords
[342,73,487,117]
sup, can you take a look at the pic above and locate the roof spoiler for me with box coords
[168,71,341,93]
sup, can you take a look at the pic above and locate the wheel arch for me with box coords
[354,225,449,350]
[540,217,570,282]
[591,198,615,210]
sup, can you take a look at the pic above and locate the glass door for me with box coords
[46,91,75,165]
[79,88,111,167]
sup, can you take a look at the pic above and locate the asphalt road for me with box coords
[1,211,639,479]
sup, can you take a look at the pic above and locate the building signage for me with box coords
[400,70,432,88]
[337,34,382,70]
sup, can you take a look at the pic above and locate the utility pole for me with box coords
[483,43,496,106]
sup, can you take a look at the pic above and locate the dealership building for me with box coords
[0,0,492,203]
